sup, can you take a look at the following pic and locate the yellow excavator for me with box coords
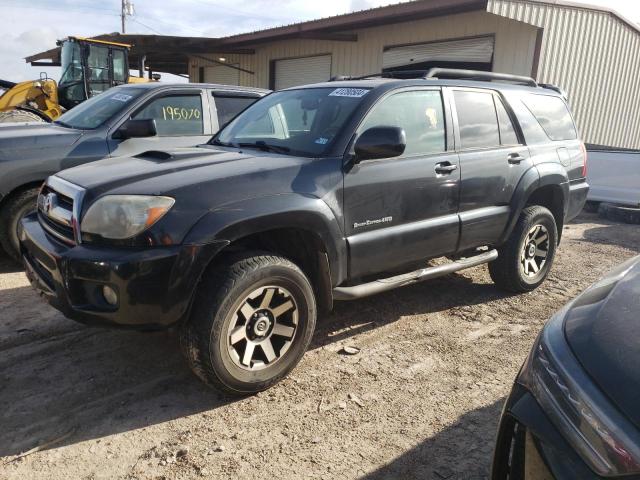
[0,36,155,123]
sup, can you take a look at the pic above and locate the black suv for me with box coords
[19,69,589,394]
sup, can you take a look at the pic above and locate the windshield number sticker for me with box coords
[111,93,133,102]
[329,88,369,98]
[314,137,329,145]
[162,106,202,121]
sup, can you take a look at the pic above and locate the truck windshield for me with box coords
[54,87,145,130]
[213,87,371,157]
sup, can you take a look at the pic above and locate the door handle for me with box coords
[508,153,526,164]
[435,163,458,174]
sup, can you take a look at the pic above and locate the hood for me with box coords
[564,256,640,429]
[0,123,82,162]
[56,145,341,213]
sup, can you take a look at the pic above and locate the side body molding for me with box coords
[183,193,348,286]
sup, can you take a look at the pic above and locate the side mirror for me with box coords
[354,126,406,163]
[114,118,157,139]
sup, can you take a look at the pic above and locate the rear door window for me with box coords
[522,94,577,141]
[454,90,500,149]
[494,97,520,145]
[213,94,259,128]
[133,94,204,136]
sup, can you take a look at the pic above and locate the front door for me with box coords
[108,90,213,157]
[451,88,532,250]
[343,88,460,280]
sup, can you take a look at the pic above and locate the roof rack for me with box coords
[424,68,538,87]
[329,70,432,81]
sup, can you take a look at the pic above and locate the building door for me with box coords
[203,64,240,86]
[273,55,332,90]
[383,36,495,73]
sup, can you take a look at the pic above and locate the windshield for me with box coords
[214,87,371,157]
[55,87,145,130]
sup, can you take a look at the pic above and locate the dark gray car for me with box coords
[493,255,640,479]
[0,82,269,259]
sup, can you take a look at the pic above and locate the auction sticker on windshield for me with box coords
[329,88,369,98]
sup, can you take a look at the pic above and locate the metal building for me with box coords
[188,0,640,149]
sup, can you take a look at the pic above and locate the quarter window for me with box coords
[454,90,500,149]
[133,94,204,136]
[358,90,446,157]
[522,94,577,141]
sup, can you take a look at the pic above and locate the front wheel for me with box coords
[489,206,558,293]
[0,188,40,261]
[180,252,317,394]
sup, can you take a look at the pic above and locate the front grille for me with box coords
[37,177,85,245]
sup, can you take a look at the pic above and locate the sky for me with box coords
[1,0,639,83]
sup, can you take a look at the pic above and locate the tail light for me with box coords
[580,142,588,177]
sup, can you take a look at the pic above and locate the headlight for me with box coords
[81,195,174,240]
[521,308,640,476]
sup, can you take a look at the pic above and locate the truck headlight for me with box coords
[520,305,640,476]
[81,195,174,240]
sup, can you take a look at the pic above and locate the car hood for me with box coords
[0,123,82,161]
[56,145,340,213]
[564,256,640,429]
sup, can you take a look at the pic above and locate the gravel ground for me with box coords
[1,211,638,480]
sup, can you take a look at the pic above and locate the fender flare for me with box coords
[498,163,569,245]
[183,193,347,286]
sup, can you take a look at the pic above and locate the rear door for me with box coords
[108,89,213,156]
[343,87,460,280]
[451,88,532,250]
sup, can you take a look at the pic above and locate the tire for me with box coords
[180,252,317,394]
[0,188,40,261]
[0,110,46,124]
[489,206,558,293]
[599,203,640,225]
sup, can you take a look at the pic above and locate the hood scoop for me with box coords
[135,148,227,163]
[135,150,174,161]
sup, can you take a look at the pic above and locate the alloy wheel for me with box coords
[520,224,549,278]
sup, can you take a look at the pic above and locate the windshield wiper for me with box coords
[238,141,291,154]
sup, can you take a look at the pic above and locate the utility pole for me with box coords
[121,0,134,33]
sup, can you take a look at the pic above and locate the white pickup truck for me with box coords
[587,146,640,207]
[586,146,640,223]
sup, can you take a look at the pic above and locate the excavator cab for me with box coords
[0,36,154,123]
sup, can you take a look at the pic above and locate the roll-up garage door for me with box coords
[274,55,332,90]
[203,64,240,86]
[383,36,494,70]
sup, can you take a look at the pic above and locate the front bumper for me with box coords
[491,382,608,480]
[19,213,227,329]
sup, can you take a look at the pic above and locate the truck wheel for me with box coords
[489,206,558,293]
[0,188,40,261]
[180,252,317,394]
[0,110,46,124]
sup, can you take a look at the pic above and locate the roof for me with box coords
[25,0,639,75]
[111,82,269,94]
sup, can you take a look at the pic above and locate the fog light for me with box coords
[102,285,118,306]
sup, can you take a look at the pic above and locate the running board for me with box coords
[332,250,498,300]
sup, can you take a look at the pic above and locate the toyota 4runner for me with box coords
[19,69,589,394]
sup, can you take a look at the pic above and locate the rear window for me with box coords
[522,94,577,141]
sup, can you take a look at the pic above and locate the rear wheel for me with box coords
[180,252,316,394]
[489,206,558,293]
[0,188,40,261]
[0,110,46,124]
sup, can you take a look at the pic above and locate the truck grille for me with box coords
[37,177,85,245]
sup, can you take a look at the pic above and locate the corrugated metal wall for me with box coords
[488,0,640,148]
[190,10,538,90]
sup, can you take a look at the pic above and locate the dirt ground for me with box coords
[1,211,638,480]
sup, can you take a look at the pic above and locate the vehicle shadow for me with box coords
[360,399,505,480]
[0,251,21,274]
[0,272,513,458]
